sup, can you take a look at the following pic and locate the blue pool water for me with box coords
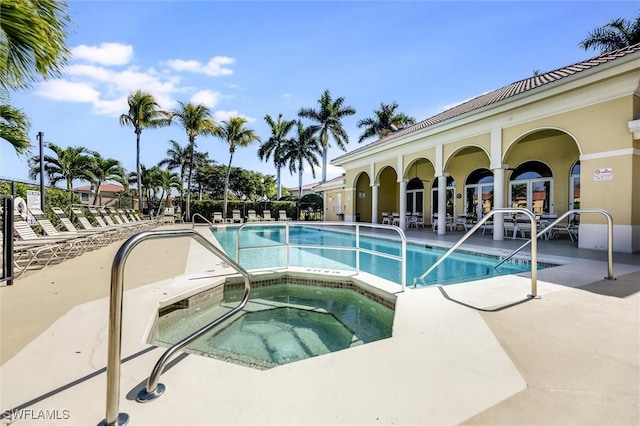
[212,225,546,287]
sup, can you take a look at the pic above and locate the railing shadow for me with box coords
[437,286,535,312]
[0,345,158,421]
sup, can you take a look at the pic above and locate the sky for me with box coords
[2,0,638,192]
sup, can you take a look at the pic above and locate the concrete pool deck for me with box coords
[1,223,638,425]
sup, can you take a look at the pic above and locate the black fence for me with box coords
[1,195,14,285]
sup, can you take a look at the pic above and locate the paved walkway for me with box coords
[1,223,638,425]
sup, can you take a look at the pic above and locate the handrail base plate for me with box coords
[136,383,166,403]
[99,412,129,426]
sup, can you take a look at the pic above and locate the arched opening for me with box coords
[378,166,398,221]
[464,168,494,221]
[355,173,371,222]
[509,160,553,215]
[431,176,456,221]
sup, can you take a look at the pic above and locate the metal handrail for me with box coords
[191,213,213,226]
[102,229,251,426]
[413,208,539,297]
[236,221,408,291]
[494,208,614,279]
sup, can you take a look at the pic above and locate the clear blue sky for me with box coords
[2,0,638,190]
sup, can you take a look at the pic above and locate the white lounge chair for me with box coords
[232,209,243,223]
[262,210,275,221]
[212,211,225,224]
[278,210,290,221]
[246,209,259,222]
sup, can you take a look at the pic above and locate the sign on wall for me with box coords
[593,168,613,181]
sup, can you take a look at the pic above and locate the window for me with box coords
[464,169,493,221]
[509,161,553,215]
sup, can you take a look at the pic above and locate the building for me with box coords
[73,183,132,208]
[320,44,640,253]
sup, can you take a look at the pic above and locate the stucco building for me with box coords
[319,44,640,253]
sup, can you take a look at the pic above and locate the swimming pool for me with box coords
[152,275,395,369]
[212,224,547,287]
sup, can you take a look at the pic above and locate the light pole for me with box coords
[37,131,45,211]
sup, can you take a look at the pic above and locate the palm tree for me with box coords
[156,168,182,209]
[0,0,71,91]
[298,89,355,182]
[87,152,127,205]
[215,117,261,218]
[158,140,190,196]
[579,14,640,53]
[28,142,94,203]
[170,102,217,220]
[258,113,296,200]
[119,90,170,212]
[0,104,31,154]
[357,101,416,143]
[284,121,322,197]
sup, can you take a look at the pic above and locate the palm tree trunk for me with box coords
[276,165,282,200]
[298,165,303,197]
[223,152,234,218]
[321,146,328,182]
[185,138,195,220]
[136,130,143,213]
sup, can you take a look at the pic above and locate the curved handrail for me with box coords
[235,221,408,291]
[103,229,251,426]
[494,208,614,279]
[191,213,213,226]
[413,208,539,297]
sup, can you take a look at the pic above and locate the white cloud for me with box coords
[36,80,101,102]
[165,56,235,76]
[190,90,221,107]
[72,43,133,66]
[282,93,293,98]
[212,110,256,124]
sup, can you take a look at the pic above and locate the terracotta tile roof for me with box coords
[335,43,640,162]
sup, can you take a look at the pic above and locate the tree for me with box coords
[0,0,71,91]
[159,139,211,202]
[119,90,170,212]
[284,121,322,197]
[169,102,217,220]
[579,14,640,53]
[298,89,355,182]
[156,168,182,209]
[215,117,260,218]
[259,113,295,200]
[1,0,72,155]
[28,142,93,203]
[0,104,31,154]
[86,152,127,205]
[356,101,416,143]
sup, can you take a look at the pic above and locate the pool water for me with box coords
[153,282,395,369]
[212,225,546,286]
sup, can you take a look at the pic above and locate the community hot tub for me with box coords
[149,274,396,370]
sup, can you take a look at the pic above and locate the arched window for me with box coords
[431,176,456,219]
[464,168,494,220]
[406,177,424,214]
[509,161,553,215]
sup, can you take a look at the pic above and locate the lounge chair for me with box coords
[31,206,108,250]
[232,209,243,223]
[163,207,175,224]
[12,212,80,264]
[262,210,275,221]
[278,210,290,221]
[212,211,225,224]
[246,209,259,222]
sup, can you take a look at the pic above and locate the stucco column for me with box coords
[399,179,407,229]
[492,166,505,240]
[437,174,447,235]
[371,183,379,224]
[322,191,327,221]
